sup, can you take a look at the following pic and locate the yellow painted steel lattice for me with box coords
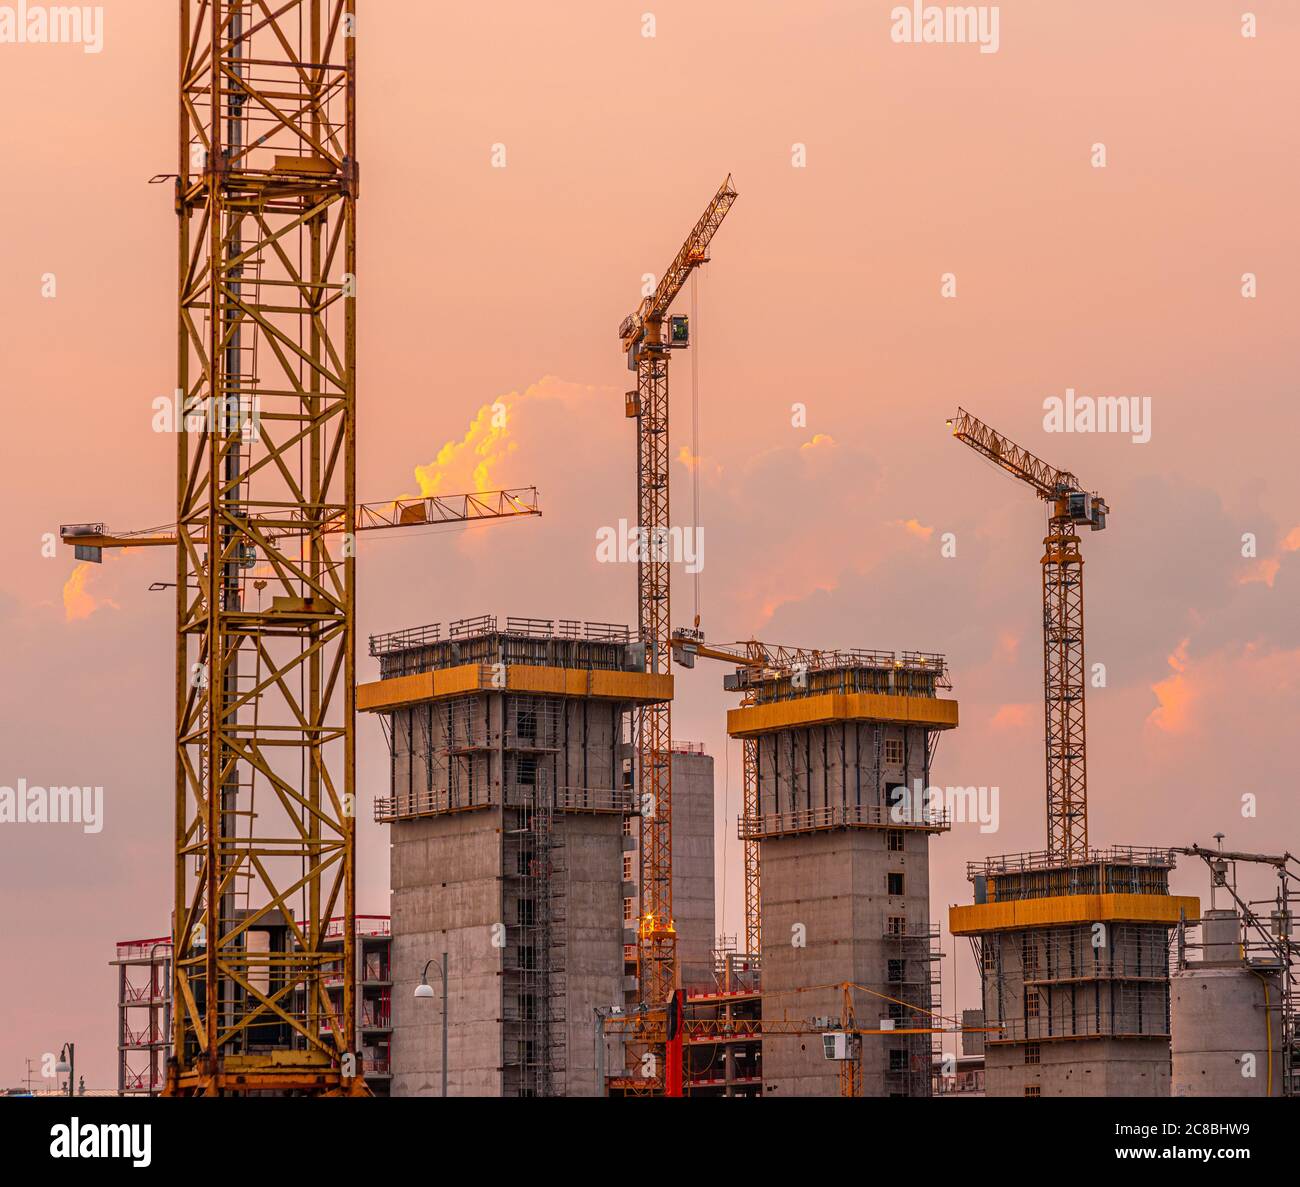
[167,0,362,1097]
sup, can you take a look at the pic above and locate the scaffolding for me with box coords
[680,952,764,1097]
[882,925,943,1097]
[314,916,394,1096]
[503,783,568,1097]
[971,920,1172,1044]
[112,938,173,1096]
[370,614,633,675]
[970,847,1175,902]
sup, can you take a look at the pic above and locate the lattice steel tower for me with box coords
[619,177,736,1010]
[948,408,1108,861]
[167,0,362,1096]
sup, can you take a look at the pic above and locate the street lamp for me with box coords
[54,1043,75,1098]
[414,953,449,1098]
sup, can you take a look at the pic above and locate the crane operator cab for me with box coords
[1067,491,1109,531]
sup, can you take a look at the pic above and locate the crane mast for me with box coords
[167,0,361,1095]
[948,408,1108,863]
[621,177,737,1010]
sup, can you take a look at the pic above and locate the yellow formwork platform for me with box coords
[726,691,958,738]
[356,664,672,712]
[949,892,1201,936]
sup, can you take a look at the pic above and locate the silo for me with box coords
[1171,909,1284,1097]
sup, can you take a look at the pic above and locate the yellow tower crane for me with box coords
[158,0,369,1097]
[82,0,540,1097]
[619,177,738,1010]
[947,408,1109,862]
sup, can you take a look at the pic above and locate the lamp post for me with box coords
[54,1043,75,1098]
[414,953,449,1097]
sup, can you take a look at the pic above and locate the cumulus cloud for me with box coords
[62,562,118,622]
[892,517,935,540]
[407,375,607,497]
[990,703,1033,730]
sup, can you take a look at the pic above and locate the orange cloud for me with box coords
[891,518,935,541]
[1147,637,1195,733]
[408,376,606,499]
[990,702,1032,730]
[758,580,839,623]
[1238,557,1280,588]
[997,630,1020,662]
[799,433,836,454]
[413,399,518,496]
[1238,526,1300,587]
[62,563,118,622]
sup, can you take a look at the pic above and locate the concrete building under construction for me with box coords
[358,614,670,1097]
[950,849,1199,1097]
[111,938,172,1096]
[1173,908,1284,1097]
[1169,844,1300,1097]
[726,648,959,1097]
[621,742,716,993]
[110,919,393,1098]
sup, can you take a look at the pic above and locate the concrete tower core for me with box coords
[950,850,1200,1097]
[357,614,671,1097]
[620,744,716,995]
[726,649,959,1097]
[1172,908,1285,1097]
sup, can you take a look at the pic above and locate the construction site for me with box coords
[15,2,1297,1111]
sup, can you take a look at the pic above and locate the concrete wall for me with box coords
[557,812,627,1096]
[987,1038,1171,1097]
[755,722,928,817]
[390,810,504,1097]
[389,694,626,816]
[978,922,1174,1098]
[1171,966,1283,1097]
[621,749,717,992]
[391,806,629,1097]
[671,750,716,987]
[760,827,933,1096]
[980,925,1170,1043]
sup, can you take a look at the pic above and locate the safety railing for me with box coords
[740,802,950,839]
[968,846,1176,877]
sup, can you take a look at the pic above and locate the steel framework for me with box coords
[949,408,1108,862]
[620,177,737,1009]
[604,980,983,1097]
[61,488,540,559]
[1174,843,1300,1095]
[167,0,361,1096]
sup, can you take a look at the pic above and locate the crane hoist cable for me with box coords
[690,269,702,628]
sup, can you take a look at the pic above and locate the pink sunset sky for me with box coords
[1,1,1298,1088]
